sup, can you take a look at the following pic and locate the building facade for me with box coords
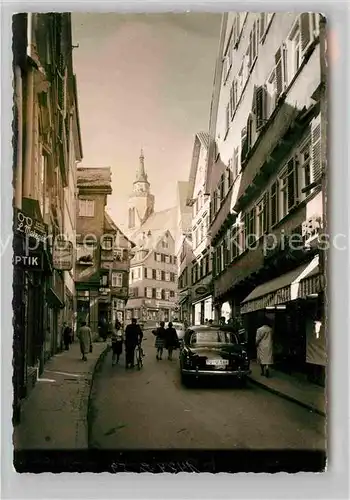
[12,13,81,422]
[185,133,214,324]
[207,12,326,384]
[175,181,193,323]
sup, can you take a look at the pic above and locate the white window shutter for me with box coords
[311,114,322,183]
[300,13,312,54]
[259,13,266,41]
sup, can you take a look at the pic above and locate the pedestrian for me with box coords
[256,317,274,378]
[165,322,179,361]
[124,318,143,369]
[153,321,166,360]
[111,320,124,366]
[78,321,92,361]
[63,322,73,351]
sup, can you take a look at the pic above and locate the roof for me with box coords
[186,132,210,202]
[104,211,136,247]
[77,167,112,191]
[129,206,177,242]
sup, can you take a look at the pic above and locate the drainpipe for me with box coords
[14,66,23,209]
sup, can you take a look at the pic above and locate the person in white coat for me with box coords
[256,318,274,378]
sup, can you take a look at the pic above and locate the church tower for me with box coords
[128,149,155,231]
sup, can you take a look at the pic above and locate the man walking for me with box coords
[165,322,179,361]
[124,318,142,369]
[78,321,92,361]
[256,317,274,378]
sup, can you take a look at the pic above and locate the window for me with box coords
[156,269,161,280]
[254,85,268,131]
[161,289,166,300]
[299,137,312,198]
[232,147,240,179]
[225,165,233,192]
[79,199,95,217]
[219,174,225,202]
[170,290,175,298]
[241,127,248,163]
[256,192,269,238]
[162,240,168,248]
[274,44,288,99]
[146,287,152,298]
[164,271,170,282]
[146,267,152,279]
[100,274,108,286]
[156,288,162,300]
[223,27,233,84]
[165,255,170,264]
[152,288,156,298]
[170,272,175,282]
[112,272,123,287]
[279,157,298,219]
[259,13,274,43]
[229,79,238,119]
[266,69,277,117]
[128,207,135,228]
[232,13,241,48]
[114,248,123,261]
[152,269,156,279]
[156,253,161,262]
[247,113,255,151]
[174,256,177,265]
[165,290,170,301]
[270,181,279,227]
[248,21,258,70]
[101,236,113,250]
[244,208,256,247]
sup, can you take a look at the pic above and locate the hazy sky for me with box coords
[71,13,222,230]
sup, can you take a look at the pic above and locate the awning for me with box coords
[46,287,65,309]
[178,291,190,305]
[240,256,320,314]
[298,256,324,298]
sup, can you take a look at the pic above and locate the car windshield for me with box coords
[188,329,239,346]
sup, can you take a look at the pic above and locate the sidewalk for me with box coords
[248,362,326,416]
[13,341,109,450]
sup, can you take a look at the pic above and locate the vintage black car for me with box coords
[179,325,251,386]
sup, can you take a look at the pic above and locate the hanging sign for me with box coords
[53,240,74,271]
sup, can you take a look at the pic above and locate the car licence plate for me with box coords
[206,359,229,366]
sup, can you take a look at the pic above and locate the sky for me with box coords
[71,13,222,231]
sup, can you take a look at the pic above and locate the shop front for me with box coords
[192,291,214,325]
[240,255,325,382]
[13,207,49,423]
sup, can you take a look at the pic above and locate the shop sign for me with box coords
[53,240,74,271]
[13,252,43,270]
[14,209,47,242]
[195,286,207,296]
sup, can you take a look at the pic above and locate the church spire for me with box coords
[134,148,149,184]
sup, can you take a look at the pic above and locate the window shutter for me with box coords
[255,85,267,130]
[263,191,270,233]
[300,13,311,53]
[152,269,156,279]
[270,181,279,226]
[241,126,248,162]
[259,13,266,41]
[226,104,230,133]
[161,270,165,280]
[311,114,322,183]
[287,157,297,211]
[275,44,287,98]
[152,288,156,298]
[144,287,147,297]
[154,253,157,261]
[233,147,239,177]
[161,289,165,300]
[247,113,254,150]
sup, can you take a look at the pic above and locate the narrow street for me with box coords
[89,334,325,450]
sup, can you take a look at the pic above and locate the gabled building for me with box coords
[125,151,178,323]
[207,12,326,384]
[185,132,214,324]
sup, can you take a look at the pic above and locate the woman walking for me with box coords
[165,322,179,361]
[153,321,166,360]
[256,317,274,378]
[111,320,124,366]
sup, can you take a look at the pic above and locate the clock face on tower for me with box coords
[135,182,147,194]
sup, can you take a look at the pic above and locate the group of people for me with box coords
[152,321,180,361]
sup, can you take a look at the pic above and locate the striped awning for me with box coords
[241,256,321,314]
[298,273,325,298]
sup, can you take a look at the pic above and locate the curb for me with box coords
[86,344,110,447]
[248,376,326,417]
